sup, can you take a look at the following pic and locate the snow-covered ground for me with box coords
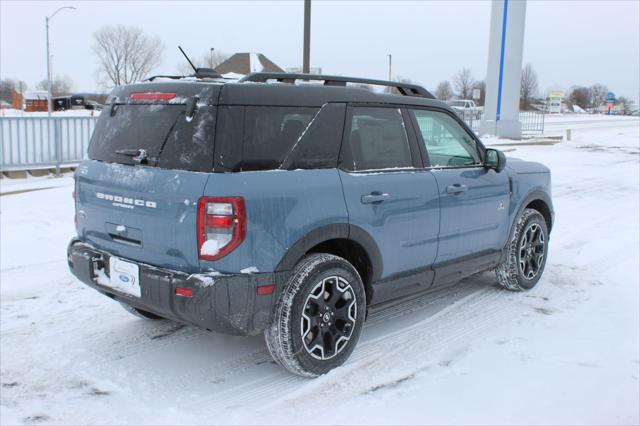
[1,115,638,425]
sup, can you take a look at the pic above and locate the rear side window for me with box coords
[281,103,346,170]
[88,105,215,172]
[241,107,318,171]
[343,107,413,171]
[214,106,320,172]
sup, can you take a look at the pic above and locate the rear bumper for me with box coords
[67,238,284,336]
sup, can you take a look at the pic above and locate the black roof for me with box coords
[111,73,450,110]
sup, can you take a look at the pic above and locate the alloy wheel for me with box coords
[518,223,545,280]
[300,276,357,360]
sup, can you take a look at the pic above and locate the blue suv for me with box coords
[68,72,553,377]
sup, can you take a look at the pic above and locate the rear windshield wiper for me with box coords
[115,148,150,164]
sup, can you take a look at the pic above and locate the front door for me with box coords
[408,108,510,266]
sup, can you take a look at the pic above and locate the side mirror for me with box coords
[485,148,506,172]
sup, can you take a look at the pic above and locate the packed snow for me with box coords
[0,115,638,425]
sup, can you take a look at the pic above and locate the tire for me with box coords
[119,302,165,320]
[496,208,549,291]
[265,253,367,377]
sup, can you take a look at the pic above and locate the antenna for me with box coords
[178,46,197,73]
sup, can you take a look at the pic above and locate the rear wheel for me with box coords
[119,302,164,320]
[265,253,366,377]
[496,208,549,291]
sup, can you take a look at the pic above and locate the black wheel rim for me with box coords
[300,276,357,361]
[518,223,545,280]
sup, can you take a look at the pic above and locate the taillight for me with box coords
[197,197,246,261]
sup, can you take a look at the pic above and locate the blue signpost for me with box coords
[606,92,616,115]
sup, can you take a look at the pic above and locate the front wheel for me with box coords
[496,208,549,291]
[265,253,366,377]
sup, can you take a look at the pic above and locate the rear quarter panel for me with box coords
[200,169,348,273]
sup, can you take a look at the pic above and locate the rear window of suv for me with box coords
[88,104,216,172]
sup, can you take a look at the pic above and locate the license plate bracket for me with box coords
[108,257,141,298]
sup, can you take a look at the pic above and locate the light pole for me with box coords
[210,48,214,68]
[45,6,76,117]
[388,54,392,81]
[303,0,311,73]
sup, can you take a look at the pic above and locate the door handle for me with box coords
[361,193,390,204]
[446,184,468,194]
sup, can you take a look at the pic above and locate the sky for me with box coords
[1,0,639,102]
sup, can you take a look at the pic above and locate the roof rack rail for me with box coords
[145,75,185,82]
[238,72,435,99]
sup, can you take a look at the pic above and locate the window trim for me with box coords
[338,103,423,173]
[407,106,487,170]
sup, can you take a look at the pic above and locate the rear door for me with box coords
[339,105,440,299]
[75,89,217,273]
[408,108,510,264]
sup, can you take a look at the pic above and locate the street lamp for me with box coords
[210,48,215,68]
[45,6,76,117]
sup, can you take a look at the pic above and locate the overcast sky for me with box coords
[1,0,639,102]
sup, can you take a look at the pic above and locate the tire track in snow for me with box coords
[147,280,484,400]
[181,279,507,410]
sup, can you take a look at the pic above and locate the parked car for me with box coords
[54,96,71,111]
[448,99,483,119]
[68,72,553,377]
[84,100,103,111]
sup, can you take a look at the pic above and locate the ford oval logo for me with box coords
[119,274,130,283]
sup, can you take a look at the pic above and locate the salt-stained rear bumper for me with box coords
[67,238,284,336]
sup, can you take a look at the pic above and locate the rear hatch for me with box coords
[75,82,220,272]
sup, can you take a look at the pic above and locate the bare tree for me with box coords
[453,68,475,99]
[0,79,17,104]
[567,86,591,110]
[177,50,229,75]
[520,63,539,110]
[434,80,454,101]
[589,83,608,109]
[616,96,634,115]
[36,75,73,97]
[92,25,164,87]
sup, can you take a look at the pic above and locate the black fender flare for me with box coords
[275,223,383,282]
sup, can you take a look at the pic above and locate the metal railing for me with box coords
[0,116,99,172]
[454,109,545,134]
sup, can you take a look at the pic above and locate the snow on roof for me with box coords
[23,90,49,100]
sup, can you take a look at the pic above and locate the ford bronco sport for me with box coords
[68,72,553,377]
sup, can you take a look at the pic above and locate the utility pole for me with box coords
[303,0,311,73]
[46,16,51,118]
[45,6,75,176]
[45,6,76,117]
[388,53,392,81]
[210,48,214,68]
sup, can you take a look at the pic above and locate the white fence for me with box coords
[0,116,99,172]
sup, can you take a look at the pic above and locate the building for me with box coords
[23,91,49,112]
[547,90,565,114]
[215,53,284,76]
